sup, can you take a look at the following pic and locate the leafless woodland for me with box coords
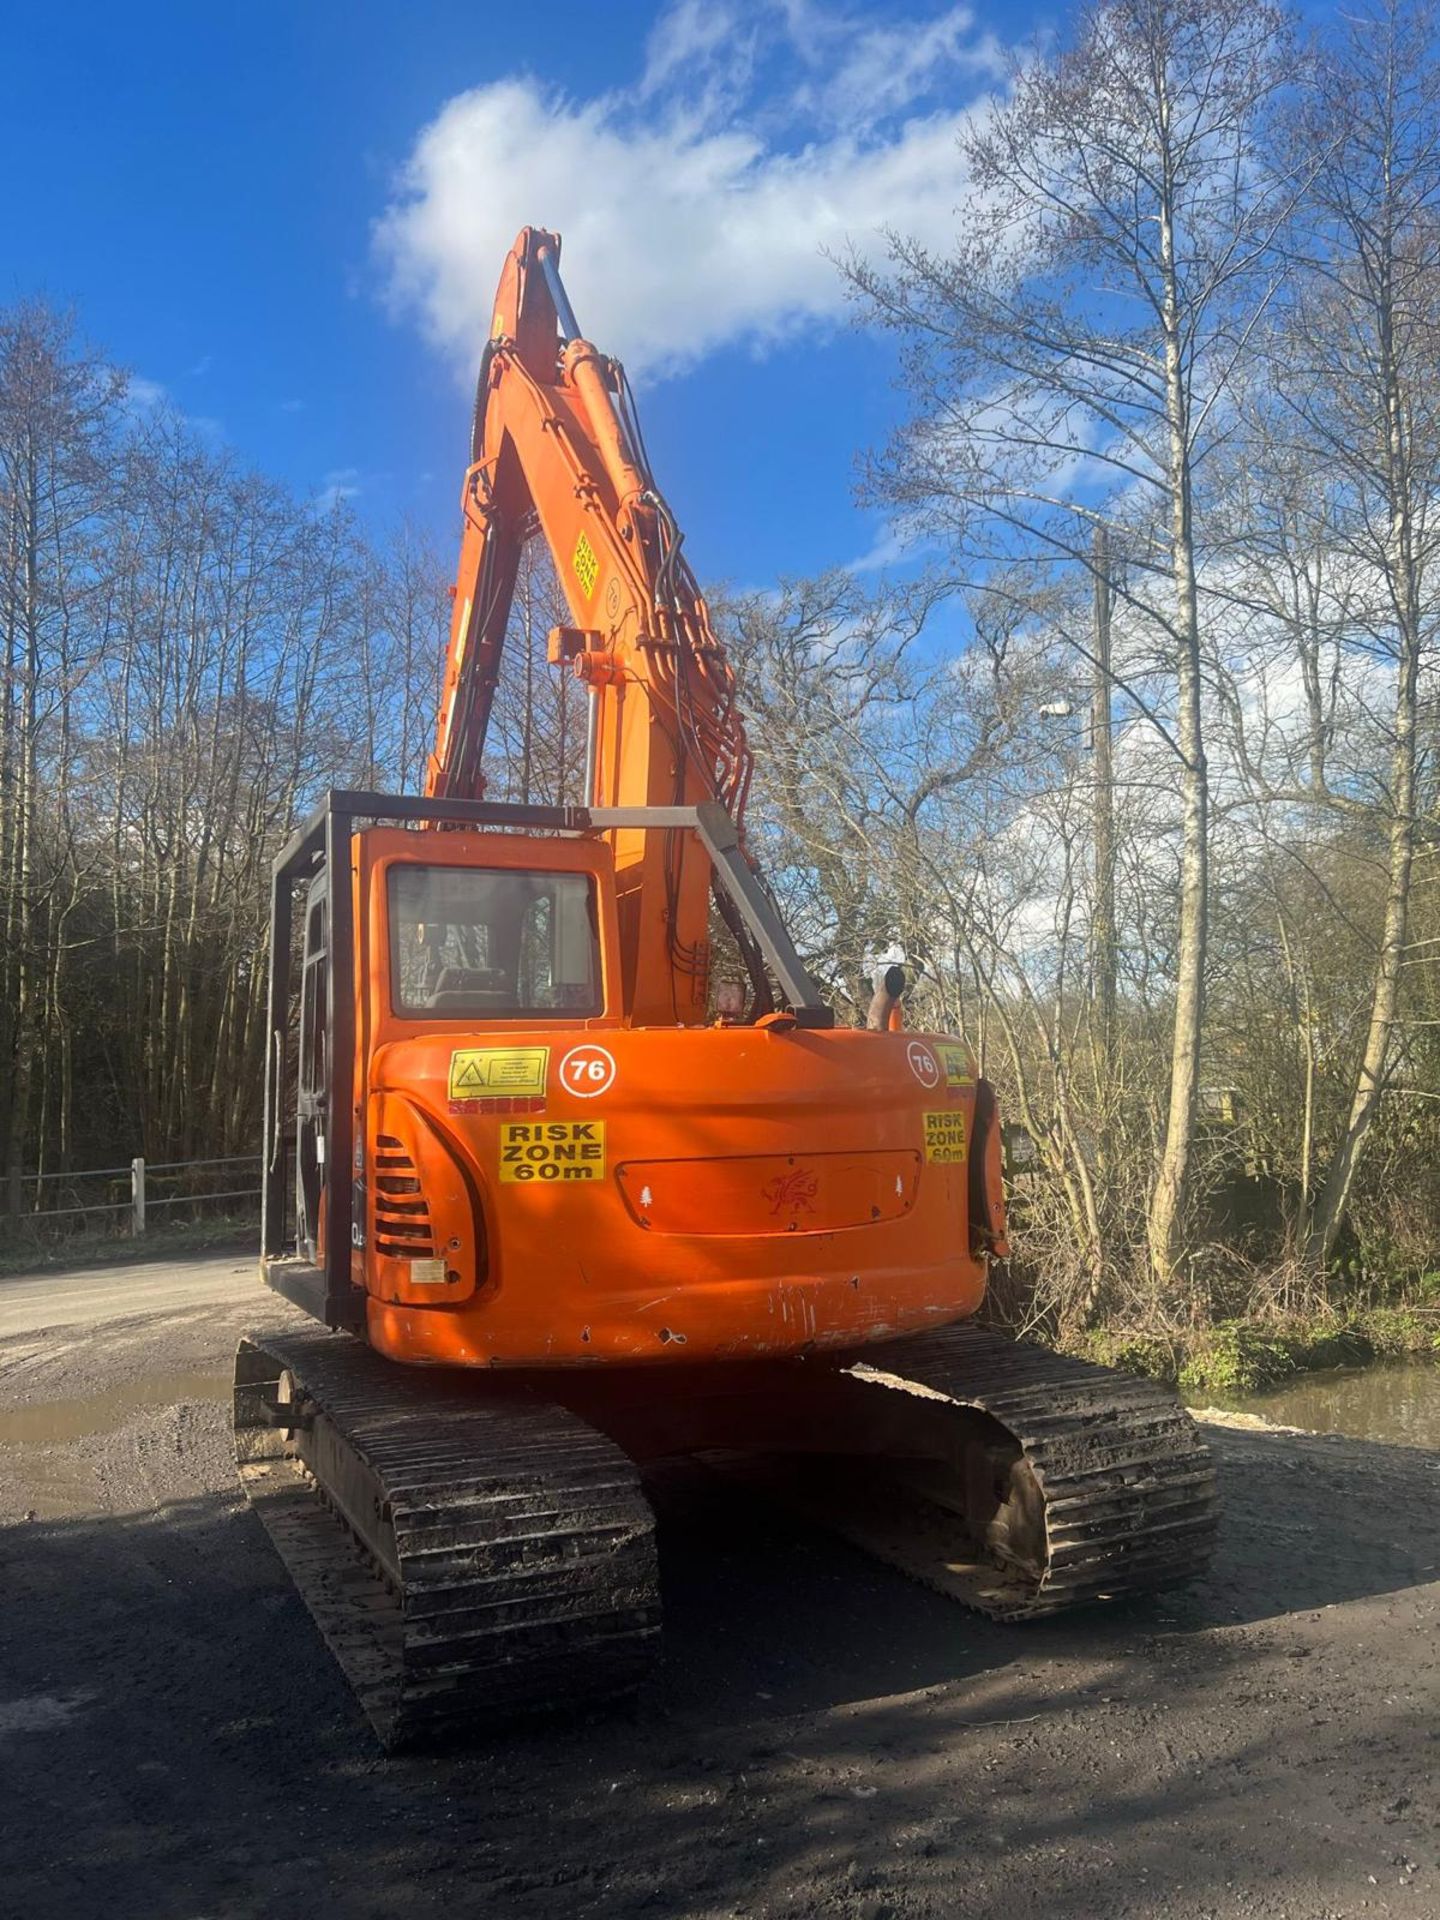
[4,0,1439,1332]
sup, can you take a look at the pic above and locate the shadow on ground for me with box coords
[3,1407,1439,1920]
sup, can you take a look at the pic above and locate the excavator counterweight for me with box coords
[235,229,1216,1749]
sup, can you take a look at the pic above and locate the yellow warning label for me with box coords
[923,1110,968,1163]
[500,1120,606,1183]
[572,530,599,600]
[939,1043,975,1091]
[448,1047,549,1101]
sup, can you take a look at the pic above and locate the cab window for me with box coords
[388,865,601,1018]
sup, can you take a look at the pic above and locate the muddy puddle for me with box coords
[1192,1358,1440,1449]
[0,1367,228,1447]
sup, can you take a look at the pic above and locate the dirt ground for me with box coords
[1,1257,1436,1920]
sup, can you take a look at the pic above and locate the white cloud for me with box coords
[375,2,1006,383]
[845,519,930,575]
[124,374,167,411]
[791,4,1009,119]
[315,467,362,514]
[120,374,224,441]
[640,0,752,100]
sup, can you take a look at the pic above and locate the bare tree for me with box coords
[0,303,121,1209]
[1279,0,1440,1262]
[379,518,450,794]
[486,538,587,806]
[845,0,1294,1285]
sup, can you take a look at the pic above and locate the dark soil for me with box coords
[1,1287,1437,1919]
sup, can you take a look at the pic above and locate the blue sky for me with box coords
[0,1,1032,588]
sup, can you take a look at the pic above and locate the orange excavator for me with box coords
[235,228,1216,1748]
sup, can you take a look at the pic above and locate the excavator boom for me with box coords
[429,228,753,1023]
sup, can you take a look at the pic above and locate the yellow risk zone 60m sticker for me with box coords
[923,1110,968,1163]
[500,1120,606,1183]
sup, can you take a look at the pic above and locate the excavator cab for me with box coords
[258,788,934,1343]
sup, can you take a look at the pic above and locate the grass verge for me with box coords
[0,1213,255,1280]
[1072,1307,1440,1395]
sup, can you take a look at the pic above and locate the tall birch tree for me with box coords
[846,0,1293,1285]
[1280,0,1440,1263]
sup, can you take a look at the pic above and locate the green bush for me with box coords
[1072,1330,1178,1384]
[1179,1322,1299,1395]
[1346,1307,1434,1357]
[1057,1301,1439,1397]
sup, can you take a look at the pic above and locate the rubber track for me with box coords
[817,1321,1219,1618]
[234,1330,660,1749]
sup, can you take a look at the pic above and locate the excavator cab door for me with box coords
[295,871,329,1263]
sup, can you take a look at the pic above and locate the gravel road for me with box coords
[1,1257,1436,1919]
[0,1249,255,1339]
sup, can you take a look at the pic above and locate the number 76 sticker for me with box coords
[559,1043,616,1099]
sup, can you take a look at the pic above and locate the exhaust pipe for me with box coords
[866,964,907,1031]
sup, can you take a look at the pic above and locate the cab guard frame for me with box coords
[260,789,833,1329]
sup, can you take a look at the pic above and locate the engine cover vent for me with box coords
[373,1132,436,1259]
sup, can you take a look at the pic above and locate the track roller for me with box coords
[777,1323,1220,1618]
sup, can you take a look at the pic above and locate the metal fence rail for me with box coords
[17,1153,262,1235]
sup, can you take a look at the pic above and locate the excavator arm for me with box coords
[427,227,756,1024]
